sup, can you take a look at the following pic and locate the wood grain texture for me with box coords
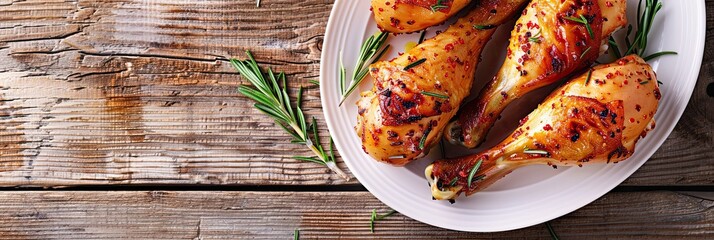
[0,191,709,239]
[0,0,711,187]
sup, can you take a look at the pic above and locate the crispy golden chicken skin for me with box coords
[426,55,660,200]
[356,0,529,165]
[446,0,627,148]
[371,0,472,34]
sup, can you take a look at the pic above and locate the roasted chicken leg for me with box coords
[446,0,627,148]
[357,0,529,165]
[426,55,660,200]
[372,0,472,34]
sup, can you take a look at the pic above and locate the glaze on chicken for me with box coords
[357,0,529,165]
[371,0,472,34]
[446,0,627,148]
[426,55,660,200]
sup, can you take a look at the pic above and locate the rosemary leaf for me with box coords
[580,46,591,59]
[473,25,496,30]
[563,15,594,39]
[404,58,427,71]
[467,159,483,188]
[643,51,677,61]
[449,177,459,187]
[421,90,448,99]
[309,79,320,86]
[294,229,299,240]
[546,222,560,240]
[430,0,447,12]
[585,68,593,85]
[370,209,398,233]
[529,30,542,43]
[418,30,427,44]
[418,127,431,150]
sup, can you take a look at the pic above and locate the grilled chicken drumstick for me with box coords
[446,0,627,148]
[372,0,472,34]
[357,0,529,165]
[426,55,660,200]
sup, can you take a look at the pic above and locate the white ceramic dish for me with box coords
[320,0,706,232]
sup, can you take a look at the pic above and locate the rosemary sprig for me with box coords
[339,32,390,106]
[421,90,448,99]
[545,221,560,240]
[370,209,398,233]
[610,0,677,61]
[403,58,427,71]
[430,0,447,12]
[232,51,350,181]
[467,159,483,188]
[563,15,594,39]
[294,229,299,240]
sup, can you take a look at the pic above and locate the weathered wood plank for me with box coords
[0,0,711,186]
[0,191,710,239]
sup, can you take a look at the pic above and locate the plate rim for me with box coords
[319,0,707,232]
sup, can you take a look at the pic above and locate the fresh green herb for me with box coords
[294,229,299,240]
[449,177,459,186]
[580,46,591,59]
[467,159,483,188]
[340,32,390,106]
[339,51,346,94]
[639,80,650,85]
[643,51,677,62]
[308,79,320,86]
[430,0,447,12]
[524,147,549,155]
[232,51,350,180]
[608,37,622,59]
[584,68,593,85]
[418,127,432,150]
[610,0,677,61]
[529,30,542,43]
[421,90,448,99]
[563,15,594,39]
[403,58,427,71]
[473,24,496,30]
[545,221,560,240]
[418,30,427,44]
[370,209,398,233]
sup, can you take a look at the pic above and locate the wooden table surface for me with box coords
[0,0,711,238]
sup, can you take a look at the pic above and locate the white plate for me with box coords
[320,0,706,232]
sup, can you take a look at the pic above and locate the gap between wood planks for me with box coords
[0,184,711,192]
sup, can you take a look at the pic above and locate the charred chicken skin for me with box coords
[357,0,529,165]
[426,55,660,200]
[446,0,627,148]
[371,0,472,34]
